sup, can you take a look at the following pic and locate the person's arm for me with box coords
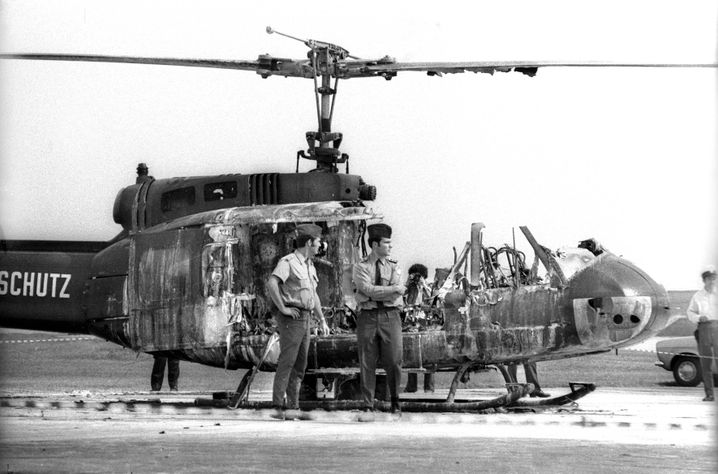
[312,290,330,335]
[352,263,404,301]
[266,275,300,319]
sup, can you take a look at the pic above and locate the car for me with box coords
[655,336,717,386]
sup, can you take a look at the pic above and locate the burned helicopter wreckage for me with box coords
[0,28,676,411]
[75,161,668,411]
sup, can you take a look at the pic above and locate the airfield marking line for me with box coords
[0,337,95,344]
[1,400,713,433]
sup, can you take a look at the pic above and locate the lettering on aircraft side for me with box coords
[0,271,71,298]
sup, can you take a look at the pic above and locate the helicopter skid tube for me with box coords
[507,382,596,408]
[200,382,534,412]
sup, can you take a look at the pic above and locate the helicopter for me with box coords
[1,26,703,411]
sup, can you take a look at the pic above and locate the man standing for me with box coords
[266,224,330,414]
[352,223,405,413]
[686,267,717,402]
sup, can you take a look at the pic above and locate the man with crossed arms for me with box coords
[352,223,405,414]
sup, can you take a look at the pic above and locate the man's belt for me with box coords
[280,304,312,319]
[286,303,312,311]
[359,306,398,312]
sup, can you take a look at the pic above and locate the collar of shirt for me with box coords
[293,249,308,265]
[367,252,386,266]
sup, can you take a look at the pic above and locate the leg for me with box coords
[697,323,716,399]
[524,362,541,390]
[167,359,180,390]
[378,309,403,402]
[524,362,550,397]
[151,356,167,391]
[285,319,311,409]
[357,311,379,408]
[405,373,418,393]
[272,316,304,408]
[423,373,435,392]
[505,364,518,383]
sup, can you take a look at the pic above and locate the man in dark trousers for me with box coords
[352,223,405,414]
[266,224,330,416]
[151,356,180,392]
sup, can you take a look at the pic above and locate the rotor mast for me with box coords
[267,27,349,172]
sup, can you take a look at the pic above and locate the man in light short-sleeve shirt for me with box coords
[266,224,330,412]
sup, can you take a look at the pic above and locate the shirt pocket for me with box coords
[288,259,312,289]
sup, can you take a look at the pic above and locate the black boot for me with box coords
[530,389,550,398]
[390,397,401,414]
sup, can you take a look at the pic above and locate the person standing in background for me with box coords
[151,355,179,392]
[686,266,717,402]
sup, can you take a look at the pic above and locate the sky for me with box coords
[0,0,716,290]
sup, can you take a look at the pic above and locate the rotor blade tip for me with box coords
[266,26,273,34]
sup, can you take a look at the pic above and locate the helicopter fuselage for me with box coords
[0,190,670,376]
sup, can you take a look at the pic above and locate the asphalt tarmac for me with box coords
[1,330,716,472]
[1,387,715,473]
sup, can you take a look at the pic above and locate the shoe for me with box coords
[170,387,178,392]
[530,390,551,398]
[702,395,714,402]
[390,399,401,414]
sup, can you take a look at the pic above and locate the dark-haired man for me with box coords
[353,223,405,413]
[687,266,717,402]
[403,263,435,393]
[267,224,330,414]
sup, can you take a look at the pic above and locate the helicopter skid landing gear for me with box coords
[507,382,596,409]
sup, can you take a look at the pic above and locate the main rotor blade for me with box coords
[0,53,263,71]
[353,60,718,78]
[2,53,714,80]
[0,53,320,78]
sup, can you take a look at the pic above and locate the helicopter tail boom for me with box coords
[0,240,108,333]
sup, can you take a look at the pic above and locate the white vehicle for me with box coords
[655,336,717,386]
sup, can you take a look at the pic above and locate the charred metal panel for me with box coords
[401,331,450,369]
[146,201,380,234]
[128,227,204,351]
[312,334,360,369]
